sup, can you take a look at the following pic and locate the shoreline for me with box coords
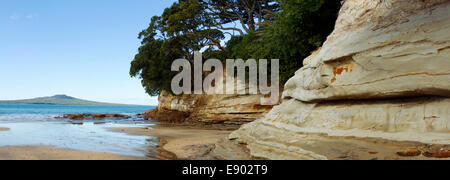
[110,123,232,159]
[0,146,151,160]
[0,115,232,160]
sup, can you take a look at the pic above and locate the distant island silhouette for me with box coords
[0,95,141,106]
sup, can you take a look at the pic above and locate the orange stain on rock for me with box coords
[331,77,337,83]
[331,63,354,83]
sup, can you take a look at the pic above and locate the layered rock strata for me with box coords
[147,91,274,126]
[215,0,450,160]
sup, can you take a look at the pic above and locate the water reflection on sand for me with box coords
[0,121,157,157]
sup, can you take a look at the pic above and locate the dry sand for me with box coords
[111,125,232,159]
[0,146,150,160]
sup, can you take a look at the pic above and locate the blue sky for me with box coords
[0,0,177,105]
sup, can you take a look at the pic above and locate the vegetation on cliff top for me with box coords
[130,0,341,96]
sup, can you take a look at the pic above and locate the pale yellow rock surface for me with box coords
[158,91,197,113]
[221,97,449,160]
[302,48,321,66]
[189,94,274,125]
[152,78,275,125]
[283,0,450,102]
[216,0,450,160]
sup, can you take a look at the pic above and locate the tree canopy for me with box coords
[130,0,342,96]
[224,0,342,83]
[203,0,280,35]
[130,0,225,95]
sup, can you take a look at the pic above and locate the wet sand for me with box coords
[111,124,232,159]
[0,122,231,160]
[0,146,151,160]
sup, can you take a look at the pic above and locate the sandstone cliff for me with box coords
[215,0,450,160]
[147,86,275,127]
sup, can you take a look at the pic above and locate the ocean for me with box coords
[0,104,157,157]
[0,104,153,121]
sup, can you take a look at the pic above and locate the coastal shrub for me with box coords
[131,0,341,96]
[224,0,342,84]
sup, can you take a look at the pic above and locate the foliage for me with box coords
[203,0,279,35]
[131,0,342,96]
[225,0,341,84]
[130,0,225,96]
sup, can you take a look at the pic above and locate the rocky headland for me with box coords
[143,0,450,160]
[145,87,275,128]
[212,0,450,160]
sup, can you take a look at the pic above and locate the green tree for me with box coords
[131,0,341,96]
[225,0,341,84]
[203,0,279,35]
[130,0,225,96]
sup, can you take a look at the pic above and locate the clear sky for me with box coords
[0,0,176,105]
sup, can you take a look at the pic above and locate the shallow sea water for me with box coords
[0,104,157,157]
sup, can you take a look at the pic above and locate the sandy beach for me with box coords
[0,146,151,160]
[0,123,231,160]
[111,124,232,159]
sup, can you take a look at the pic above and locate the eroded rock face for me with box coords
[149,90,274,126]
[217,97,449,160]
[188,94,273,125]
[157,91,197,113]
[283,0,450,102]
[215,0,450,160]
